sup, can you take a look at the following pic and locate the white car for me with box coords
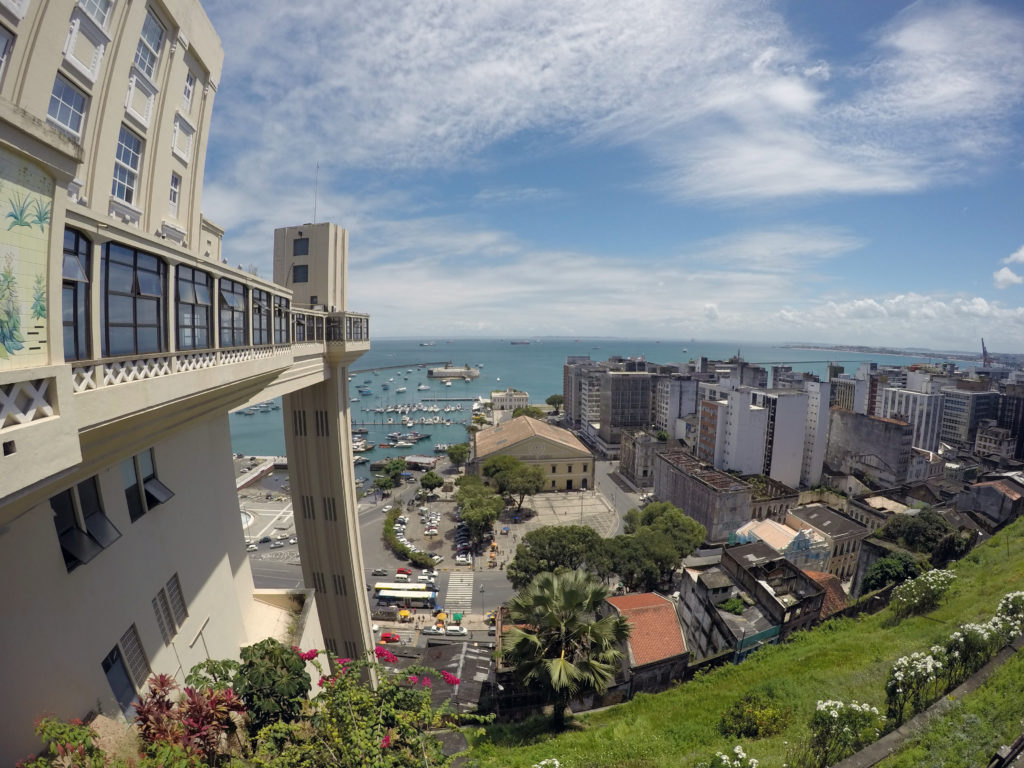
[445,626,468,637]
[246,544,258,552]
[455,555,471,565]
[421,626,444,635]
[383,505,393,512]
[431,555,444,564]
[421,569,438,578]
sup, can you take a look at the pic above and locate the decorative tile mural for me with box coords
[0,148,53,370]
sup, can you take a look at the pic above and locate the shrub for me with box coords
[719,597,746,616]
[890,568,955,619]
[789,700,885,768]
[719,690,792,738]
[18,716,105,768]
[885,651,944,724]
[861,551,922,592]
[233,639,311,734]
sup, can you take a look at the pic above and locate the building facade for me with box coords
[653,451,753,544]
[880,388,943,452]
[0,3,369,760]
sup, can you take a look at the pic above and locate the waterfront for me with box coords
[229,337,960,483]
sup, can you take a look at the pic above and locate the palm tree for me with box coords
[502,570,630,729]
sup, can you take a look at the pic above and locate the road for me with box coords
[593,459,644,534]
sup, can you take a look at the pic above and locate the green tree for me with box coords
[482,454,520,483]
[861,550,922,592]
[503,570,630,729]
[655,430,669,442]
[419,470,444,494]
[446,442,470,468]
[374,475,394,495]
[507,525,606,589]
[512,405,547,419]
[504,464,546,513]
[233,638,311,734]
[384,457,407,484]
[461,494,503,544]
[877,509,952,554]
[545,394,563,414]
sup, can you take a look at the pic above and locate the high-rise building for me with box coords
[0,3,369,760]
[939,387,998,451]
[880,387,944,452]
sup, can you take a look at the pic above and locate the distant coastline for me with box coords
[781,343,978,362]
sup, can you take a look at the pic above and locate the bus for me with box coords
[373,582,431,597]
[376,590,437,610]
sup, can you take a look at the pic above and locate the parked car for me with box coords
[380,632,401,643]
[270,541,284,549]
[431,555,444,564]
[421,569,438,578]
[396,567,412,575]
[288,536,297,545]
[259,536,272,544]
[371,568,388,576]
[421,626,444,636]
[445,626,468,637]
[417,574,434,582]
[455,555,471,565]
[246,544,258,552]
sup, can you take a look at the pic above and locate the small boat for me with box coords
[350,398,360,402]
[353,456,369,464]
[496,377,501,382]
[464,377,471,382]
[352,427,369,434]
[418,384,430,391]
[444,381,452,387]
[396,387,407,393]
[382,384,389,390]
[434,443,449,452]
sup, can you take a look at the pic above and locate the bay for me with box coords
[229,337,956,486]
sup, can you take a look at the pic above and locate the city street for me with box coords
[594,459,644,534]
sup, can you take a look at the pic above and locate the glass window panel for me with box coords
[64,326,77,357]
[178,304,193,326]
[167,575,187,624]
[194,328,208,347]
[136,298,158,325]
[77,477,102,515]
[60,527,103,567]
[136,251,158,271]
[138,450,154,480]
[84,509,120,548]
[63,287,76,323]
[107,262,134,293]
[194,283,211,305]
[177,279,196,304]
[108,295,134,323]
[63,253,89,282]
[179,327,193,348]
[108,243,135,266]
[136,327,159,353]
[121,458,138,490]
[136,269,162,297]
[108,326,135,356]
[51,490,77,534]
[144,477,173,506]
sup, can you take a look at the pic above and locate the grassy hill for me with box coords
[468,517,1024,767]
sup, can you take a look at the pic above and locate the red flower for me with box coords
[441,670,461,686]
[407,674,419,685]
[422,676,432,688]
[381,733,392,749]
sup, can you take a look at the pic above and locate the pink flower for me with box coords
[441,670,460,686]
[422,677,432,688]
[374,646,387,659]
[381,733,392,749]
[336,657,351,665]
[407,675,419,685]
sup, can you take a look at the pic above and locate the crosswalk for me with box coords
[443,571,475,612]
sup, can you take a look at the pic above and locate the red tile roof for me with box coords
[605,593,687,667]
[803,570,848,620]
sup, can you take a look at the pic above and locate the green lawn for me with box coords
[468,518,1024,768]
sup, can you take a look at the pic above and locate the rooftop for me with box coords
[660,451,751,493]
[606,593,687,666]
[741,474,799,501]
[788,504,867,538]
[803,571,848,619]
[474,416,590,459]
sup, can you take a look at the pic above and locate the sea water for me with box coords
[229,337,956,486]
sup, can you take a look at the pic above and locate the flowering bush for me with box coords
[697,744,759,768]
[789,700,885,768]
[252,649,489,767]
[890,568,956,619]
[885,651,944,723]
[996,590,1024,623]
[17,716,106,768]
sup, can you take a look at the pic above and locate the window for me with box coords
[102,645,138,718]
[0,26,14,83]
[168,173,180,217]
[63,228,91,361]
[583,464,588,472]
[568,465,573,473]
[101,242,165,356]
[176,265,211,350]
[47,75,87,137]
[309,295,318,307]
[293,237,309,256]
[79,0,113,28]
[153,573,188,643]
[122,448,173,522]
[133,9,164,80]
[273,295,290,343]
[182,69,195,110]
[51,476,120,571]
[292,264,308,283]
[252,288,270,345]
[112,125,142,205]
[120,624,151,688]
[551,465,556,473]
[218,278,247,347]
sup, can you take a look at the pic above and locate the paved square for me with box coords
[507,490,619,539]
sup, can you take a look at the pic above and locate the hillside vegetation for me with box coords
[469,518,1024,767]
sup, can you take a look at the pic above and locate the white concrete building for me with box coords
[880,388,944,452]
[0,3,369,761]
[491,386,529,411]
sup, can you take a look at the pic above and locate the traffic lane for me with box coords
[594,460,642,535]
[251,556,304,589]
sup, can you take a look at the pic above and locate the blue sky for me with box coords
[200,0,1024,352]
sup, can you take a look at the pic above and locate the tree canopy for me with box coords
[507,525,607,589]
[512,405,547,420]
[419,470,444,493]
[456,474,503,543]
[503,570,630,728]
[545,394,564,414]
[861,551,923,593]
[446,442,470,468]
[482,456,544,512]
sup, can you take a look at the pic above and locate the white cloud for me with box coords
[1003,245,1024,264]
[993,266,1023,289]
